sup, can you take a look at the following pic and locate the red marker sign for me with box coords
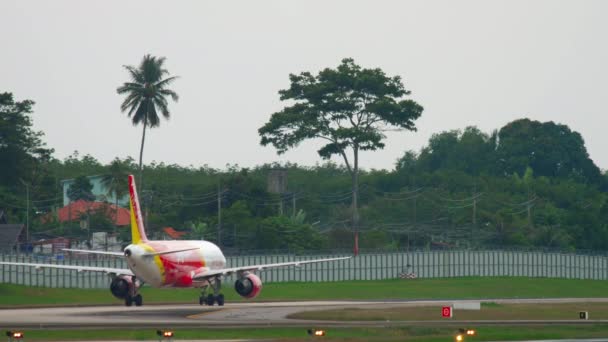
[442,306,453,318]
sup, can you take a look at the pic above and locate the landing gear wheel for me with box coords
[134,294,143,306]
[216,294,225,306]
[206,293,215,306]
[125,295,133,307]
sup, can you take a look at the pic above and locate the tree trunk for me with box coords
[352,146,360,232]
[114,193,119,235]
[138,108,148,189]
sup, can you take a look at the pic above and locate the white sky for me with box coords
[2,0,607,171]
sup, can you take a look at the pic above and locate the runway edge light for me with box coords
[5,331,24,340]
[459,328,476,336]
[307,329,326,337]
[156,329,174,340]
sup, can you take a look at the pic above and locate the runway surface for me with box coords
[1,298,608,329]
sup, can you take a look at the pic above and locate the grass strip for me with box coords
[9,325,608,341]
[1,277,608,307]
[289,302,608,321]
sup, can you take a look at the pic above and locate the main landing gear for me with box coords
[125,276,143,307]
[199,277,224,306]
[125,293,143,307]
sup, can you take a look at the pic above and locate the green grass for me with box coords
[1,277,608,307]
[11,325,608,341]
[289,302,608,321]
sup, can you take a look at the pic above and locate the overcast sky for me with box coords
[2,0,607,171]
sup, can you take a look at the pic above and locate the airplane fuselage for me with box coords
[124,240,226,288]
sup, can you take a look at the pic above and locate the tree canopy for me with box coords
[495,119,601,183]
[0,92,53,188]
[67,175,95,202]
[3,88,608,253]
[259,58,423,231]
[259,58,423,163]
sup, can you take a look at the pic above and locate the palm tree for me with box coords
[117,54,179,188]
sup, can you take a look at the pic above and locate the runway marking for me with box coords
[187,308,228,319]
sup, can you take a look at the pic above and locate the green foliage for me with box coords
[496,119,602,183]
[290,209,306,224]
[259,58,423,232]
[67,175,94,202]
[187,221,208,240]
[3,86,607,252]
[259,58,423,162]
[0,92,56,223]
[256,216,325,252]
[0,93,54,188]
[117,55,179,128]
[101,158,130,203]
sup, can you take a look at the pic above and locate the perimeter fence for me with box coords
[1,249,607,289]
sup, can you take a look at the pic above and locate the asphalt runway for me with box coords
[1,298,608,329]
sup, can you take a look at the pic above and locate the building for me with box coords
[0,224,25,253]
[44,200,130,226]
[162,227,187,240]
[60,175,129,207]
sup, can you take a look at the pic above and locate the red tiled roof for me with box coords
[48,200,130,226]
[163,227,187,239]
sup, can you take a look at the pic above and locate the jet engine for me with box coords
[110,275,136,299]
[234,273,262,299]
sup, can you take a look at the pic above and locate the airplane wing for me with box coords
[193,256,351,281]
[62,248,125,257]
[0,261,133,277]
[62,247,201,258]
[143,247,200,257]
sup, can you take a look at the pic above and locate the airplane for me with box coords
[0,175,350,307]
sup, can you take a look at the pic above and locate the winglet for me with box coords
[129,175,148,243]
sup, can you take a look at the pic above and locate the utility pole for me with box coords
[413,195,417,226]
[472,181,477,227]
[472,180,477,248]
[19,179,29,246]
[292,193,296,217]
[217,182,222,247]
[472,196,477,226]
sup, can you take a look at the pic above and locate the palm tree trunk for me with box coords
[352,146,359,232]
[114,193,119,234]
[138,110,148,189]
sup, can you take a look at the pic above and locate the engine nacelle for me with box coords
[234,273,262,299]
[110,276,135,299]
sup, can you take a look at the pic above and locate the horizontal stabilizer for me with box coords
[142,247,199,257]
[0,261,132,276]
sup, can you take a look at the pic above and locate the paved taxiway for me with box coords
[1,298,608,329]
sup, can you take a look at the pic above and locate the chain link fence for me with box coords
[1,250,606,289]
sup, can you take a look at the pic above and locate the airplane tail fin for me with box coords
[128,175,148,244]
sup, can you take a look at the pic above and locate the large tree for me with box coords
[0,92,53,188]
[101,158,130,227]
[67,175,95,202]
[258,58,423,232]
[116,54,179,188]
[495,119,601,184]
